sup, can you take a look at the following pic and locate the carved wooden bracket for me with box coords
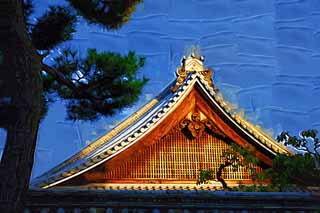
[179,112,205,138]
[179,112,226,139]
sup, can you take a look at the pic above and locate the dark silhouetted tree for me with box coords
[259,130,320,190]
[197,144,259,190]
[0,0,144,212]
[277,129,320,169]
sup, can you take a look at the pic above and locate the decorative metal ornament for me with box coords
[171,54,217,92]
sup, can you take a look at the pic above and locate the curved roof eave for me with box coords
[194,75,292,156]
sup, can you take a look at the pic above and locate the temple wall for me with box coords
[2,0,317,178]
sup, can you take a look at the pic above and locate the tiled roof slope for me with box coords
[31,55,292,189]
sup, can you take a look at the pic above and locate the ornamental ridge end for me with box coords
[171,53,218,93]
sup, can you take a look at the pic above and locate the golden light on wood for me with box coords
[104,125,261,182]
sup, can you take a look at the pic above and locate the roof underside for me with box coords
[32,73,291,189]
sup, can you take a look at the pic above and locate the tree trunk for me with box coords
[0,0,42,212]
[216,161,232,190]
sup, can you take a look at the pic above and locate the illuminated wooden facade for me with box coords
[64,120,263,186]
[104,126,263,182]
[32,54,291,190]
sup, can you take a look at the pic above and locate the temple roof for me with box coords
[31,54,292,189]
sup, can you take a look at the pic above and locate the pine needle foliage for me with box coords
[263,153,320,189]
[31,6,77,50]
[43,48,147,120]
[23,0,146,120]
[67,0,142,29]
[23,0,34,22]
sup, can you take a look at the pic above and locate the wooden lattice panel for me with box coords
[105,127,261,182]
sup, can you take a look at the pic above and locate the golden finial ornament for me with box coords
[171,50,216,92]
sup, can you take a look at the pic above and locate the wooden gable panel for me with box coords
[103,126,262,183]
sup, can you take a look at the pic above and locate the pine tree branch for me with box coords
[31,6,76,50]
[67,0,142,29]
[40,49,147,120]
[301,143,316,155]
[41,63,96,100]
[315,139,320,151]
[41,63,79,94]
[41,63,112,116]
[294,146,314,154]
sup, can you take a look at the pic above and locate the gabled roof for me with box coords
[32,54,292,189]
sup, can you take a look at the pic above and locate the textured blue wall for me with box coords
[2,0,320,178]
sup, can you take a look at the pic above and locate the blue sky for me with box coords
[1,0,320,178]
